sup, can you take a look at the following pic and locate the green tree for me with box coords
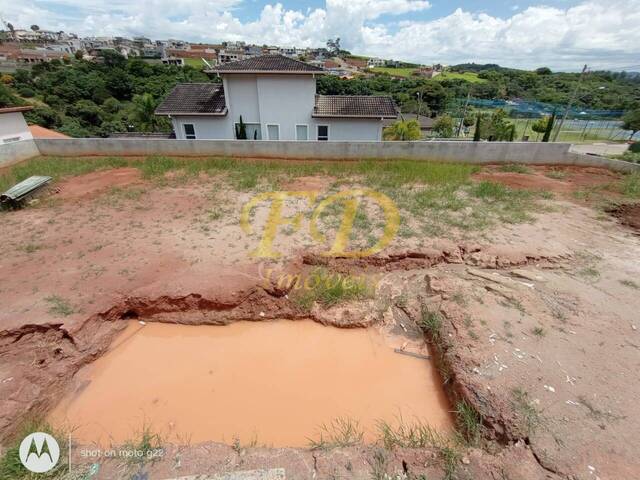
[0,83,23,107]
[24,106,60,128]
[105,68,133,100]
[463,112,475,128]
[68,99,104,126]
[100,50,127,69]
[235,115,248,139]
[473,114,482,141]
[130,93,159,132]
[433,114,455,138]
[622,109,640,141]
[103,97,121,114]
[542,112,556,142]
[382,119,421,140]
[98,119,127,137]
[58,118,91,137]
[531,116,549,141]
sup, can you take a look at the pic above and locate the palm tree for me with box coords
[130,93,159,132]
[383,119,421,141]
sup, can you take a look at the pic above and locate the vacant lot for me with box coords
[1,156,640,479]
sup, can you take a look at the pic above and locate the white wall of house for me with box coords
[226,74,261,128]
[0,112,33,144]
[171,115,231,140]
[170,74,387,141]
[256,75,316,141]
[312,118,383,141]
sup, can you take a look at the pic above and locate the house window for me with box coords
[235,123,262,140]
[317,125,329,141]
[266,124,280,141]
[295,124,308,141]
[183,124,196,140]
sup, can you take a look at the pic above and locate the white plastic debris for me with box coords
[138,320,146,326]
[544,385,556,393]
[259,311,266,317]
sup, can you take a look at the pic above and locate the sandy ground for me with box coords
[1,163,639,479]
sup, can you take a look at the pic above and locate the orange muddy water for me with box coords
[49,320,453,447]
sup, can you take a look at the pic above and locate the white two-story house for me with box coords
[155,55,397,141]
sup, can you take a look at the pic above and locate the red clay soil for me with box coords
[606,203,640,233]
[55,167,144,200]
[2,163,640,479]
[475,165,620,195]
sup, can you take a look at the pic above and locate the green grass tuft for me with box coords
[455,401,483,446]
[291,268,374,310]
[621,172,640,198]
[44,295,76,317]
[511,388,541,435]
[376,416,460,480]
[308,417,364,450]
[498,164,531,174]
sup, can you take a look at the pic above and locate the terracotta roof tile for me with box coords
[211,55,323,73]
[313,95,397,118]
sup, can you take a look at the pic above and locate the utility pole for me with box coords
[416,92,423,120]
[553,64,588,142]
[456,90,471,137]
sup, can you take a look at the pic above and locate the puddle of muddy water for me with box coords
[49,320,452,447]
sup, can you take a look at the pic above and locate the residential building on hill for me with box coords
[155,55,397,141]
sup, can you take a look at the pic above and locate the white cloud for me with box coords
[1,0,639,70]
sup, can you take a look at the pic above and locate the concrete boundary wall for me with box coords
[0,139,41,169]
[4,138,639,173]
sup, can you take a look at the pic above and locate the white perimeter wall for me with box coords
[27,138,640,173]
[3,138,638,174]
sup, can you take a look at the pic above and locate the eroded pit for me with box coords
[48,319,453,447]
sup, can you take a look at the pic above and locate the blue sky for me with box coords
[3,0,640,70]
[235,0,572,21]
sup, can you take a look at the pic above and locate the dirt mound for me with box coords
[475,166,619,195]
[56,167,143,200]
[606,203,640,233]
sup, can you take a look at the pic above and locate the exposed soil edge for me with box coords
[303,245,571,272]
[0,285,374,445]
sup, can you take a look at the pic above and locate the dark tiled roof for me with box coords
[155,83,226,115]
[211,55,323,74]
[313,95,397,118]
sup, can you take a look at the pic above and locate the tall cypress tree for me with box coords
[473,114,482,141]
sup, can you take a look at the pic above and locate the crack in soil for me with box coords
[303,245,571,272]
[528,440,564,478]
